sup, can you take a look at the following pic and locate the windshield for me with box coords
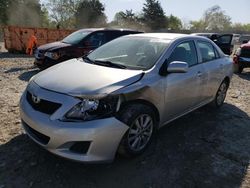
[87,36,171,70]
[62,30,91,45]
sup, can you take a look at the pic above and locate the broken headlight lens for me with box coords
[64,96,119,121]
[45,51,60,60]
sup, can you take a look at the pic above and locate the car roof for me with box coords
[77,28,141,32]
[192,33,233,37]
[128,33,188,40]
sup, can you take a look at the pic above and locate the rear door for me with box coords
[196,40,224,100]
[163,40,206,122]
[215,34,233,55]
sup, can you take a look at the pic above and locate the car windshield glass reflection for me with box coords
[63,31,90,45]
[88,36,170,70]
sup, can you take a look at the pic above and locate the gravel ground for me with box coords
[0,55,249,188]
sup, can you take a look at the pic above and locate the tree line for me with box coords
[0,0,249,33]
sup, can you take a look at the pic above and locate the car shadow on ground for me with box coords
[4,67,30,74]
[18,69,40,81]
[0,103,249,188]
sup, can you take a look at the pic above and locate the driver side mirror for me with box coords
[159,61,188,76]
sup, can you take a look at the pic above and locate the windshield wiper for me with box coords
[93,60,127,69]
[82,56,95,64]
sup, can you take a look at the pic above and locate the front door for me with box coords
[162,41,206,122]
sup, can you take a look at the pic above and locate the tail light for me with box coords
[233,55,239,64]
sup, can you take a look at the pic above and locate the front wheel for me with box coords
[118,104,156,157]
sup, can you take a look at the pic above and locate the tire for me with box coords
[118,104,156,157]
[212,80,229,108]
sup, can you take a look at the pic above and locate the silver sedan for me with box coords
[19,33,233,163]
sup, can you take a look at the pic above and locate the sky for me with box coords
[100,0,250,24]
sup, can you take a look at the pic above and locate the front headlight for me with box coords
[64,96,119,121]
[45,51,60,60]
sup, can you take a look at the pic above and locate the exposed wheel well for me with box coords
[119,99,160,126]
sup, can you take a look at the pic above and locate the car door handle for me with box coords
[197,72,203,77]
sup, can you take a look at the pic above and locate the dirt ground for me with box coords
[0,53,249,188]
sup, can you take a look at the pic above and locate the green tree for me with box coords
[142,0,167,31]
[167,15,182,30]
[0,0,47,27]
[189,20,207,31]
[41,4,52,28]
[190,5,232,31]
[75,0,107,28]
[46,0,82,29]
[6,0,45,27]
[112,10,141,28]
[203,5,231,31]
[0,0,10,25]
[231,23,250,32]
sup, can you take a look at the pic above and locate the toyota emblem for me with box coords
[32,94,41,104]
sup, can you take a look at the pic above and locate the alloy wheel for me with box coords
[127,114,154,152]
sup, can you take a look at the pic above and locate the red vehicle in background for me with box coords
[233,41,250,73]
[34,28,142,69]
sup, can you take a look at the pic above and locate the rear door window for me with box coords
[197,41,216,62]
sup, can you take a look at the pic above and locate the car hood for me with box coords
[241,43,250,49]
[38,41,72,52]
[33,59,144,97]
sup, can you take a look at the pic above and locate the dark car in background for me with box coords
[192,33,234,55]
[233,41,250,73]
[239,35,250,44]
[34,28,142,69]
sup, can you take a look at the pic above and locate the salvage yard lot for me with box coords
[0,54,249,188]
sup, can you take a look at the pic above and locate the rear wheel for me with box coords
[118,104,156,157]
[213,80,229,108]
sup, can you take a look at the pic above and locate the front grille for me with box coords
[26,91,62,115]
[241,48,250,58]
[22,121,50,145]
